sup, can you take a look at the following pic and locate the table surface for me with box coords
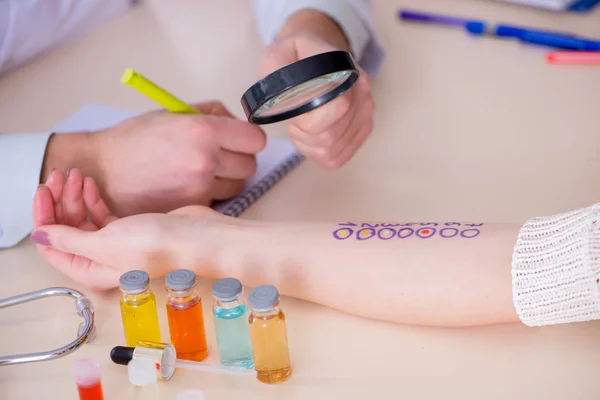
[1,0,599,399]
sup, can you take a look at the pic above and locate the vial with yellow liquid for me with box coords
[119,270,161,347]
[248,285,291,384]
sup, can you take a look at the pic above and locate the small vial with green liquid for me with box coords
[119,270,161,347]
[212,278,254,368]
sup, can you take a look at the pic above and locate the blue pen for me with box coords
[398,9,600,51]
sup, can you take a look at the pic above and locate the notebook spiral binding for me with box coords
[221,152,305,217]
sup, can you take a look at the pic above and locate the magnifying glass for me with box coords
[241,51,360,125]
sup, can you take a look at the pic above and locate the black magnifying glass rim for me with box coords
[241,50,360,125]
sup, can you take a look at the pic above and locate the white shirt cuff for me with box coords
[512,203,600,326]
[0,132,52,248]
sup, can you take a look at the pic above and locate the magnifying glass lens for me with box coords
[254,71,352,118]
[241,51,360,125]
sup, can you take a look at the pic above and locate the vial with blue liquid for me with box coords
[212,278,254,369]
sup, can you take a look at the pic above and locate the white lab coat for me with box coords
[0,0,384,248]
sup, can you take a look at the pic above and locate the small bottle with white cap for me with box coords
[119,270,161,347]
[165,269,208,361]
[212,278,254,369]
[248,285,292,384]
[128,358,159,400]
[176,390,205,400]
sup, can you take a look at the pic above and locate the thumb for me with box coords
[31,226,121,291]
[258,39,299,79]
[31,226,101,259]
[258,35,337,79]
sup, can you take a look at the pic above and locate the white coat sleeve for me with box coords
[0,0,133,74]
[0,133,52,248]
[251,0,385,76]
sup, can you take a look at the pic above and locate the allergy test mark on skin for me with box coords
[333,222,484,241]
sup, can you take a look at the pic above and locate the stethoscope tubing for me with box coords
[0,287,95,366]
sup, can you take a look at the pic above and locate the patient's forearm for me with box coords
[186,220,521,327]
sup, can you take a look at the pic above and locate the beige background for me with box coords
[0,0,599,399]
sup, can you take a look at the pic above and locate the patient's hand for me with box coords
[31,168,226,290]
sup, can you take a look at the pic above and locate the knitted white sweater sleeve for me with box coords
[512,203,600,326]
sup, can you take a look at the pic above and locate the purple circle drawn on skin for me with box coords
[460,229,481,239]
[377,228,396,240]
[356,228,376,241]
[439,228,459,238]
[332,228,353,240]
[397,228,414,239]
[416,227,436,239]
[445,222,461,226]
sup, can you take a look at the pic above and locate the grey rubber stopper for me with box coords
[165,269,196,290]
[212,278,243,301]
[248,285,279,311]
[119,270,149,291]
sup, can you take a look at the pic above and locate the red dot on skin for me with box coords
[422,229,430,235]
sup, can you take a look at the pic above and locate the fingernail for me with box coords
[47,168,57,182]
[30,231,51,246]
[65,168,72,182]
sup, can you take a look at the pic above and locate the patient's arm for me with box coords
[31,168,520,327]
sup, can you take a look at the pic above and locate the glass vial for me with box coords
[73,358,104,400]
[212,278,254,368]
[128,358,159,400]
[119,270,161,347]
[165,269,208,361]
[248,285,292,384]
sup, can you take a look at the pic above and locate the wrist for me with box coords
[40,131,99,183]
[276,9,350,52]
[175,219,281,280]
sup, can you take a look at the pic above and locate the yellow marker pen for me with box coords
[120,68,200,114]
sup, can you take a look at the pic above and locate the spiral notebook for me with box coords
[54,104,304,217]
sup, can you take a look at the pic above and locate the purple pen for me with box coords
[398,9,488,35]
[398,9,471,27]
[397,8,600,50]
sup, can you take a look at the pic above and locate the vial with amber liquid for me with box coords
[165,269,208,361]
[119,270,161,347]
[248,285,291,384]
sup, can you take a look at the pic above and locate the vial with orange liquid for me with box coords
[165,269,208,361]
[119,270,161,347]
[248,285,292,384]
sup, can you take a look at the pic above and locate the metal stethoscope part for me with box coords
[0,287,95,366]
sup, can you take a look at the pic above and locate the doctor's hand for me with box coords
[258,10,374,169]
[40,101,266,217]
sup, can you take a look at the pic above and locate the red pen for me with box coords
[547,51,600,65]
